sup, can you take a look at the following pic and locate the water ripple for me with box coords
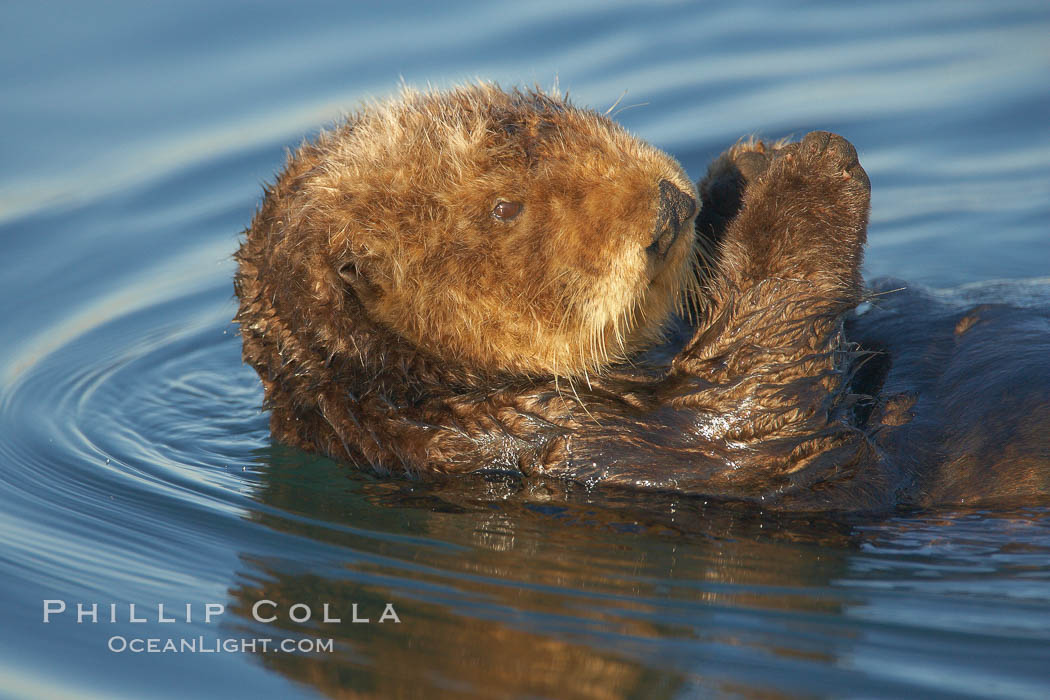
[2,1,1050,697]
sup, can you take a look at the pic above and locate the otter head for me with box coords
[283,83,698,380]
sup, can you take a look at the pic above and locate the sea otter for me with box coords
[234,83,1050,511]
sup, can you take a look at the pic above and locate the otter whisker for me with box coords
[604,89,629,116]
[610,101,649,118]
[566,374,602,427]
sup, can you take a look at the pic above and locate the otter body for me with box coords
[235,83,1050,511]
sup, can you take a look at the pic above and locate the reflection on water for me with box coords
[225,453,1050,698]
[2,0,1050,697]
[232,453,856,698]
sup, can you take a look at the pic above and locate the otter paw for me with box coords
[696,140,778,243]
[777,131,870,197]
[703,141,774,216]
[724,131,871,290]
[730,146,774,184]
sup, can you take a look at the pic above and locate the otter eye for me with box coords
[492,200,523,221]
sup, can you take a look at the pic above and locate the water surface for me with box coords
[2,1,1049,697]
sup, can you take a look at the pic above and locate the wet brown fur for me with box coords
[235,83,1050,511]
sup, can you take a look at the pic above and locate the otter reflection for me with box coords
[225,449,864,699]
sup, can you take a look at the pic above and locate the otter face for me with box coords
[307,84,698,378]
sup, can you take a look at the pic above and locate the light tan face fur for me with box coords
[295,84,698,379]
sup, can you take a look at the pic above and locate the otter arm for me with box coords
[548,283,888,510]
[543,134,900,509]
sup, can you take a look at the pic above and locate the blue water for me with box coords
[2,1,1049,698]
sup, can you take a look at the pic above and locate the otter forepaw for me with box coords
[696,139,778,244]
[764,131,869,211]
[802,131,868,191]
[722,131,871,291]
[749,131,871,233]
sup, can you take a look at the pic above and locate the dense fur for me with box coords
[237,84,697,383]
[235,83,1050,511]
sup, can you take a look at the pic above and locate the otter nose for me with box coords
[648,179,697,258]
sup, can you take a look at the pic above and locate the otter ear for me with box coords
[337,259,378,304]
[337,259,363,286]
